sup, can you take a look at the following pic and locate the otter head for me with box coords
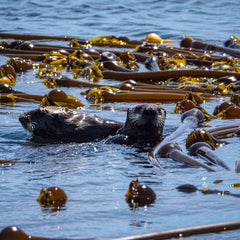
[119,104,166,142]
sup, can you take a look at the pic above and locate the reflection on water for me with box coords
[0,0,240,239]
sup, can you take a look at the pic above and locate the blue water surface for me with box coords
[0,0,240,239]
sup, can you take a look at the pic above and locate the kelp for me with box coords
[185,129,227,150]
[85,87,189,103]
[125,178,156,208]
[0,64,16,85]
[188,142,230,170]
[1,31,240,240]
[1,33,240,112]
[157,142,215,172]
[37,186,67,207]
[0,84,84,108]
[40,89,84,109]
[0,32,240,174]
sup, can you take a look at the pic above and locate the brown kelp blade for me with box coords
[102,69,240,81]
[170,149,215,172]
[148,108,205,171]
[112,221,240,240]
[0,159,32,165]
[208,124,240,138]
[191,39,240,58]
[188,142,231,171]
[0,225,94,240]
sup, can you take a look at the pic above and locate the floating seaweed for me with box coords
[0,32,240,239]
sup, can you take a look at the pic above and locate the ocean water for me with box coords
[0,0,240,239]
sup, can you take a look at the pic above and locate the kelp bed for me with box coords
[0,32,240,239]
[1,33,240,111]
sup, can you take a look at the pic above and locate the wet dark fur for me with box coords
[107,104,166,144]
[19,104,166,144]
[19,106,123,143]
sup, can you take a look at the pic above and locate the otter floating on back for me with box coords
[19,104,166,144]
[19,106,123,143]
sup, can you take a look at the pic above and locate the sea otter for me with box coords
[106,104,166,144]
[19,104,166,144]
[19,106,123,143]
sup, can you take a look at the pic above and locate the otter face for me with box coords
[128,104,166,127]
[121,104,166,141]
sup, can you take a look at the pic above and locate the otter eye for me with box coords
[159,108,166,115]
[134,106,143,113]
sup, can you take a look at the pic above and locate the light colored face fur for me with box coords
[118,104,166,141]
[127,104,166,129]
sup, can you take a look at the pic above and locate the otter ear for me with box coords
[160,107,166,116]
[124,109,130,124]
[163,109,166,120]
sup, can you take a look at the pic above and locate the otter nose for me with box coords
[144,106,156,116]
